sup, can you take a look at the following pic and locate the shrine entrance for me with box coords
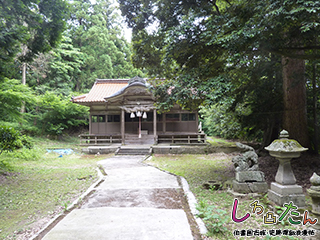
[120,106,157,145]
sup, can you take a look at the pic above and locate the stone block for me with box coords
[233,180,268,194]
[307,189,320,215]
[86,146,118,154]
[248,182,269,193]
[235,171,265,183]
[233,180,250,193]
[310,186,320,192]
[268,189,305,207]
[270,182,303,195]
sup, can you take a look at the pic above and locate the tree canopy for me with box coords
[0,0,69,80]
[0,0,144,138]
[119,0,320,147]
[1,0,320,150]
[68,0,144,90]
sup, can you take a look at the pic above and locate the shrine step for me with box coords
[116,147,152,155]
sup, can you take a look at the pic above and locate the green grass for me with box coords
[206,136,237,147]
[146,154,233,188]
[147,154,312,240]
[0,137,111,239]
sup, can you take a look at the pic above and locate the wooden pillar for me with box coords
[89,114,92,134]
[121,109,125,144]
[195,111,199,133]
[153,109,157,144]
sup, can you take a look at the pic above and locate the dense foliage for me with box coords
[0,0,69,81]
[119,0,320,148]
[68,0,144,91]
[0,0,143,143]
[2,0,320,151]
[0,126,32,155]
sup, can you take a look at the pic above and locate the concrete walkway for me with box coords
[42,155,196,240]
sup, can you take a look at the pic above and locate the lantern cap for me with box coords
[279,130,289,139]
[265,130,308,155]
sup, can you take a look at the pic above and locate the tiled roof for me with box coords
[72,79,129,103]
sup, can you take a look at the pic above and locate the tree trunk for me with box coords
[21,44,27,113]
[262,114,281,149]
[20,62,27,113]
[313,63,318,153]
[282,55,310,148]
[22,62,26,85]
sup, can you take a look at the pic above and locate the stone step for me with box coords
[116,147,151,155]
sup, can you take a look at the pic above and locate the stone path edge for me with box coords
[30,167,106,240]
[180,176,208,235]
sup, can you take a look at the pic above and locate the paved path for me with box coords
[42,155,195,240]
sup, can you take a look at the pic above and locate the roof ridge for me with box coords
[95,79,130,84]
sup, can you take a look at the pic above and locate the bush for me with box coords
[0,126,21,154]
[199,103,243,139]
[37,92,89,136]
[19,135,33,149]
[0,126,33,155]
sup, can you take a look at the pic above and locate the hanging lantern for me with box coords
[130,112,135,118]
[142,112,147,119]
[136,111,142,117]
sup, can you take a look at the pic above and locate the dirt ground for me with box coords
[259,152,320,192]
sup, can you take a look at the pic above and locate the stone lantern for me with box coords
[308,173,320,214]
[307,173,320,239]
[265,130,308,207]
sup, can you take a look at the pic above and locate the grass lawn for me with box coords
[147,153,315,240]
[206,136,237,147]
[0,137,111,239]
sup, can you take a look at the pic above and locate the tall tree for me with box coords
[0,0,69,81]
[0,78,36,123]
[28,35,85,95]
[69,0,143,91]
[119,0,320,146]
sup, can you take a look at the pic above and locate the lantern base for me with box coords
[268,182,305,207]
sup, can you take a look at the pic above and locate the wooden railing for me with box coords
[80,133,206,145]
[157,133,206,144]
[79,134,122,145]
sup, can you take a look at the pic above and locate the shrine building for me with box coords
[72,76,205,145]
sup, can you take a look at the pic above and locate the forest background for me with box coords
[1,0,320,153]
[0,0,143,143]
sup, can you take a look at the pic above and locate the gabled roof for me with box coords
[72,79,130,104]
[105,76,152,102]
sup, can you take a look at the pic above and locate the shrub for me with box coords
[37,92,89,136]
[19,135,33,149]
[0,126,33,155]
[0,126,21,155]
[199,103,243,139]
